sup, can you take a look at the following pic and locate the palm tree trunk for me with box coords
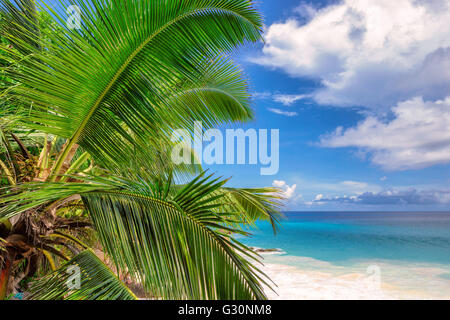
[0,254,12,300]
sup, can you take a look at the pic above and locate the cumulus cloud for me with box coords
[267,108,298,117]
[316,189,450,205]
[272,180,299,199]
[320,96,450,170]
[253,0,450,108]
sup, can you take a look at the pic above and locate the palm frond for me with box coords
[0,0,41,54]
[0,173,277,299]
[0,177,120,219]
[216,187,284,233]
[82,173,271,300]
[1,0,263,175]
[27,250,137,300]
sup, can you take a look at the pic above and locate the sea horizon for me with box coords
[241,211,450,299]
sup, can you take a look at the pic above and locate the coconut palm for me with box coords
[0,0,283,300]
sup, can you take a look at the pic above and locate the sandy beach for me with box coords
[258,254,450,300]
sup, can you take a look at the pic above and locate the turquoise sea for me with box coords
[244,212,450,264]
[241,212,450,299]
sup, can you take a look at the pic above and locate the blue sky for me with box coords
[204,0,450,211]
[41,0,450,211]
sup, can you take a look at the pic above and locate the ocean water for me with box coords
[240,212,450,299]
[244,212,450,264]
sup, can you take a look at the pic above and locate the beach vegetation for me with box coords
[0,0,283,300]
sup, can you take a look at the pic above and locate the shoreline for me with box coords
[260,262,395,300]
[255,251,450,300]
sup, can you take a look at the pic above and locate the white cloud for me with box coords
[273,94,309,106]
[272,180,299,199]
[252,92,272,100]
[267,108,298,117]
[274,178,382,207]
[284,185,298,199]
[272,180,286,187]
[253,92,309,106]
[314,194,324,201]
[293,3,318,19]
[320,96,450,170]
[316,188,450,205]
[304,179,381,195]
[339,180,375,193]
[253,0,450,108]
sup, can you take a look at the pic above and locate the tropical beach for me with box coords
[245,212,450,300]
[261,257,450,300]
[1,0,450,303]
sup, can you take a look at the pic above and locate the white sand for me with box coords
[258,255,450,300]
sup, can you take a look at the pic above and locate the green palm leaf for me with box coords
[27,249,137,300]
[0,177,119,219]
[1,0,263,176]
[0,172,274,300]
[215,187,285,233]
[83,173,270,300]
[0,0,41,54]
[0,1,280,300]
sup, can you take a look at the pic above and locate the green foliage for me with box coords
[82,172,271,299]
[0,0,285,301]
[1,172,280,299]
[28,250,137,300]
[1,0,263,175]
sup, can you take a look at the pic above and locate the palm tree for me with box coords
[0,0,283,300]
